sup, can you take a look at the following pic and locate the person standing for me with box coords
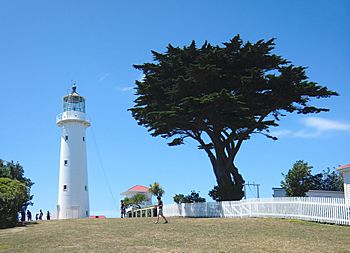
[120,200,126,218]
[21,206,26,226]
[26,210,32,221]
[39,210,43,220]
[154,196,168,224]
[46,211,51,220]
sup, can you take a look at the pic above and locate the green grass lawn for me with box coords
[0,217,349,252]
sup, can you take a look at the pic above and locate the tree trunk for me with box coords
[212,158,245,201]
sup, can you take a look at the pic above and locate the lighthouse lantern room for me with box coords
[56,85,90,219]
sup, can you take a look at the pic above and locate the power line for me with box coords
[89,117,118,208]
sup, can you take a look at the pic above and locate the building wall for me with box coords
[344,172,350,201]
[272,188,344,198]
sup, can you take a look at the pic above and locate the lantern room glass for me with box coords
[63,95,86,113]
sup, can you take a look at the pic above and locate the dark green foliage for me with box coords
[208,186,223,201]
[308,173,323,190]
[0,178,28,228]
[173,194,186,204]
[123,193,148,208]
[308,168,343,191]
[281,162,344,197]
[0,159,34,191]
[0,159,33,228]
[130,35,338,201]
[321,168,343,191]
[281,160,312,196]
[173,191,206,204]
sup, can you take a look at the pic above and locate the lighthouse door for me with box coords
[72,206,80,218]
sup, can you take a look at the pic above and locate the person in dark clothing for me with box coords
[26,210,32,221]
[120,200,126,218]
[46,211,51,220]
[21,206,26,226]
[35,213,39,220]
[39,210,43,220]
[154,196,168,224]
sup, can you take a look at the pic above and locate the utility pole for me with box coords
[243,182,260,199]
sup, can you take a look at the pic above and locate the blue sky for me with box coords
[0,1,349,218]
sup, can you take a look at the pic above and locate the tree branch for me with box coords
[191,131,217,164]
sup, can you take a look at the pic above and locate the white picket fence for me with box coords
[163,197,350,225]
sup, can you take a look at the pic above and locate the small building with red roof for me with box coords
[121,185,152,205]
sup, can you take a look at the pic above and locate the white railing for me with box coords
[127,206,157,218]
[56,111,90,126]
[163,197,350,225]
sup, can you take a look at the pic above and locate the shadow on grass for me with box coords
[14,221,40,228]
[0,222,39,231]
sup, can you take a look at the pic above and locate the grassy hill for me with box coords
[0,217,349,252]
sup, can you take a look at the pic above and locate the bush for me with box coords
[173,191,206,204]
[0,178,28,228]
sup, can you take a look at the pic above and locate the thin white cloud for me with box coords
[293,130,322,138]
[98,73,109,82]
[121,86,134,92]
[270,117,350,139]
[302,117,350,132]
[270,130,293,138]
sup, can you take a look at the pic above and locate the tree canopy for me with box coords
[173,191,206,204]
[281,161,344,196]
[0,178,28,228]
[123,193,148,209]
[130,35,338,201]
[148,182,164,197]
[0,159,33,228]
[281,160,313,197]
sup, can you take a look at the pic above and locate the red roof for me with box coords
[127,185,149,192]
[338,164,350,169]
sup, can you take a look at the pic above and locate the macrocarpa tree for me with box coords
[129,35,338,201]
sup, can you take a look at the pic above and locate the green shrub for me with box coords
[0,178,28,228]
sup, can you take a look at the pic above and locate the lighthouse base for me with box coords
[57,205,89,219]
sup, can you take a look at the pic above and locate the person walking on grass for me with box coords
[155,196,168,224]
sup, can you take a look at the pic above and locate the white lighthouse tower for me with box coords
[56,85,90,219]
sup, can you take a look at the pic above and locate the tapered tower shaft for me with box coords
[57,86,90,219]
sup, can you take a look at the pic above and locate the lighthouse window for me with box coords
[63,185,67,191]
[83,137,85,142]
[64,160,68,166]
[85,185,87,191]
[65,135,68,141]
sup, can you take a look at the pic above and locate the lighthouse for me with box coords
[56,85,90,219]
